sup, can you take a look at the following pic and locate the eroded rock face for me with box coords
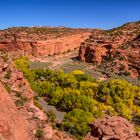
[79,21,140,78]
[127,34,140,77]
[0,60,34,102]
[0,82,31,140]
[0,27,92,56]
[85,116,140,140]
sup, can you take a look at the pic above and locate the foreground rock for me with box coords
[0,51,74,140]
[85,116,140,140]
[0,82,31,140]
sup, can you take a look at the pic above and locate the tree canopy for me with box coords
[14,57,140,138]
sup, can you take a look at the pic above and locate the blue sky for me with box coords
[0,0,140,29]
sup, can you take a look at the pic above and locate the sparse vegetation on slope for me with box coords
[0,26,93,41]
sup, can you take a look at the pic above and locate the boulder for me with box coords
[88,116,140,140]
[43,125,54,139]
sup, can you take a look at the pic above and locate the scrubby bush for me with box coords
[4,84,11,93]
[34,99,43,110]
[1,53,8,61]
[34,81,55,97]
[71,70,85,75]
[116,103,132,120]
[47,110,56,122]
[4,69,11,79]
[96,79,140,120]
[15,95,29,107]
[14,56,30,72]
[79,81,98,97]
[48,87,64,105]
[35,128,44,138]
[62,109,93,139]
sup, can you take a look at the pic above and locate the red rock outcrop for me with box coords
[126,34,140,77]
[85,116,140,140]
[0,82,31,140]
[0,27,93,56]
[0,59,34,102]
[79,21,140,78]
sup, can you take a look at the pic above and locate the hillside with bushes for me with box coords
[14,57,140,139]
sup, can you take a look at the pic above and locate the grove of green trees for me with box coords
[14,57,140,139]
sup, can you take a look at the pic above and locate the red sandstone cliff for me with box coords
[0,27,93,56]
[79,21,140,78]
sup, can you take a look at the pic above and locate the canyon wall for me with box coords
[0,27,92,56]
[79,21,140,78]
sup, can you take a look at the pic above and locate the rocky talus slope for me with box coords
[79,21,140,78]
[0,27,93,56]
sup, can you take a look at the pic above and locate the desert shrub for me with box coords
[48,87,64,105]
[97,79,133,103]
[57,90,79,111]
[71,70,85,75]
[4,84,11,93]
[119,64,125,70]
[14,56,36,81]
[14,56,30,72]
[47,110,56,122]
[57,73,78,88]
[33,68,55,81]
[116,103,132,120]
[15,100,24,106]
[62,109,93,139]
[96,79,140,120]
[34,99,43,110]
[74,73,93,82]
[119,56,125,60]
[123,70,131,76]
[34,81,55,97]
[1,53,8,61]
[18,82,23,88]
[99,104,116,116]
[35,128,44,138]
[15,95,29,107]
[4,69,11,79]
[79,81,98,97]
[50,88,102,117]
[15,91,22,97]
[75,96,100,114]
[135,126,140,132]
